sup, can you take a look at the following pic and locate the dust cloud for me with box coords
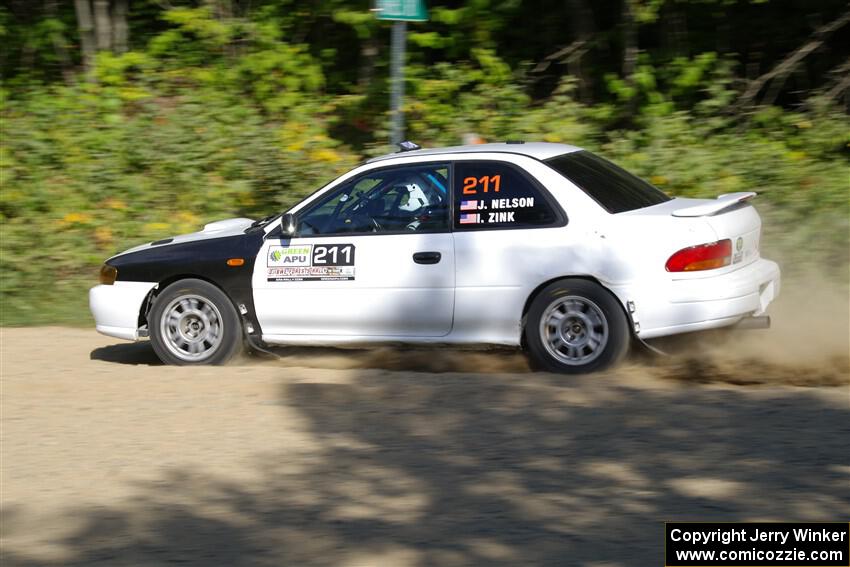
[265,345,532,375]
[261,278,849,387]
[646,276,849,387]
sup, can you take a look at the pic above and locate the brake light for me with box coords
[665,239,732,272]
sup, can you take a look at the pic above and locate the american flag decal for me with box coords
[459,200,478,211]
[459,213,480,224]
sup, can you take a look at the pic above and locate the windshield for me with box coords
[544,151,670,213]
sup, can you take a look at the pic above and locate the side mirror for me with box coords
[280,213,297,236]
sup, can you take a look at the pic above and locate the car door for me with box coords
[449,157,568,343]
[252,162,455,338]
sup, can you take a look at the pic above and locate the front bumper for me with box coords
[609,258,781,339]
[89,281,157,341]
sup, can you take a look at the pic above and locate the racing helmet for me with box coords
[397,180,429,212]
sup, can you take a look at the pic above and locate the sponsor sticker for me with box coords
[267,243,355,281]
[732,237,744,264]
[267,265,355,282]
[268,245,312,267]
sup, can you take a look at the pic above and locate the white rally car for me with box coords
[90,142,780,373]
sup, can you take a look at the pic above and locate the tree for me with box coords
[72,0,129,76]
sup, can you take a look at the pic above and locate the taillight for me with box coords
[665,239,732,272]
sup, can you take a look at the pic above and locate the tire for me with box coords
[524,279,630,374]
[149,278,243,366]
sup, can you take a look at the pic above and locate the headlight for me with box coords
[99,264,118,285]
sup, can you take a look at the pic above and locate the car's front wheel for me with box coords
[524,279,630,374]
[149,279,243,365]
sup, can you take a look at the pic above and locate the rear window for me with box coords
[544,151,671,213]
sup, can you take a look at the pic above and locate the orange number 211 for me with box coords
[462,175,501,195]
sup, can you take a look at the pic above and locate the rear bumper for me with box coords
[89,281,157,341]
[609,258,780,339]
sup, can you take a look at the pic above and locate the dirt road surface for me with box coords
[2,326,848,566]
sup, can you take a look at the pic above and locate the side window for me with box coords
[297,163,450,235]
[454,161,558,229]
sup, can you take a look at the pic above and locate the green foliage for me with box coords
[0,79,357,325]
[401,49,532,145]
[148,7,233,63]
[597,107,850,274]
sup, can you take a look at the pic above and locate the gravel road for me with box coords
[1,326,848,567]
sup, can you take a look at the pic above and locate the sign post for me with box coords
[374,0,428,147]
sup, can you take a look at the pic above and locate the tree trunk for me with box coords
[112,0,129,54]
[45,0,75,84]
[358,35,379,90]
[663,1,688,58]
[567,0,594,102]
[736,7,850,109]
[204,0,233,19]
[621,0,637,79]
[621,0,638,114]
[73,0,96,76]
[93,0,112,51]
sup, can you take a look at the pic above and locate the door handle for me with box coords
[413,251,441,265]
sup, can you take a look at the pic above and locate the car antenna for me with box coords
[397,140,421,152]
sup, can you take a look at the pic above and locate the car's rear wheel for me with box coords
[524,279,630,374]
[149,279,242,365]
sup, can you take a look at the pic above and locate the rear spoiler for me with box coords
[672,192,756,217]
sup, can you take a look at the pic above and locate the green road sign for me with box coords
[374,0,428,21]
